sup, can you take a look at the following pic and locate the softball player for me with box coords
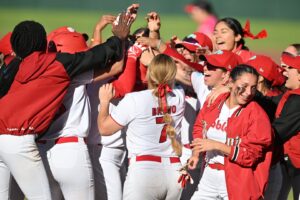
[87,82,127,200]
[36,17,130,199]
[86,6,142,199]
[98,54,185,200]
[189,65,273,200]
[0,16,128,199]
[246,55,284,200]
[213,18,267,62]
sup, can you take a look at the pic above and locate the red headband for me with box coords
[243,19,268,39]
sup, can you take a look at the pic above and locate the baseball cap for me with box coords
[48,26,89,53]
[199,50,242,71]
[175,32,213,53]
[175,37,200,52]
[187,32,213,51]
[246,55,278,81]
[281,52,300,71]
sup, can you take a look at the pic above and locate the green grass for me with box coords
[1,7,300,61]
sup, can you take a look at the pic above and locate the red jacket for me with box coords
[0,36,123,135]
[275,88,300,168]
[193,93,273,200]
[0,52,70,135]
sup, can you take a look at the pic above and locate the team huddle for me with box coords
[0,1,300,200]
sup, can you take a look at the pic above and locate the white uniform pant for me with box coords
[264,162,282,200]
[39,138,94,200]
[123,157,182,200]
[191,166,228,200]
[99,146,127,200]
[0,134,51,200]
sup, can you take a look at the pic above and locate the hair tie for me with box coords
[243,19,268,39]
[157,83,172,113]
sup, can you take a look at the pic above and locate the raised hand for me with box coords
[146,12,161,32]
[126,3,140,21]
[96,15,117,31]
[112,12,134,40]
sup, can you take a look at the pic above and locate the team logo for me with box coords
[67,27,75,32]
[259,67,264,72]
[249,55,257,60]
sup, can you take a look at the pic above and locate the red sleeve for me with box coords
[112,55,137,98]
[163,46,204,72]
[229,104,273,167]
[192,108,205,139]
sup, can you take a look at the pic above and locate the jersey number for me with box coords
[156,117,167,143]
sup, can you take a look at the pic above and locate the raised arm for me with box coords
[56,12,133,79]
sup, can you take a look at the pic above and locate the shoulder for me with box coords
[243,101,269,120]
[123,90,153,102]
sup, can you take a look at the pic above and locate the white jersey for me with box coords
[110,87,185,158]
[41,70,93,140]
[206,103,239,164]
[191,72,211,109]
[86,81,125,148]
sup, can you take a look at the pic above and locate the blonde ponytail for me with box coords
[147,54,182,157]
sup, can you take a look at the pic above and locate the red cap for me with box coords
[47,26,73,42]
[48,27,89,53]
[246,55,277,81]
[200,50,242,71]
[175,32,213,52]
[0,32,13,56]
[189,32,213,51]
[175,41,199,52]
[281,53,300,71]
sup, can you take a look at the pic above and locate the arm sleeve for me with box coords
[192,108,205,139]
[228,106,273,167]
[56,36,123,79]
[272,95,300,145]
[163,46,204,72]
[112,56,138,98]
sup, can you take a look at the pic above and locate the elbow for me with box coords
[98,123,112,136]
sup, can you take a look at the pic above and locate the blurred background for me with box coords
[0,0,300,62]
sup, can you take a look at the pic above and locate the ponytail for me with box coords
[155,83,182,157]
[148,54,182,156]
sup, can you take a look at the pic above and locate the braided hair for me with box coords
[147,54,182,156]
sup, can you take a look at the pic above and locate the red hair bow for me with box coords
[243,19,268,39]
[157,84,172,113]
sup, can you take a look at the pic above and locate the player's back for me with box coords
[111,86,185,158]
